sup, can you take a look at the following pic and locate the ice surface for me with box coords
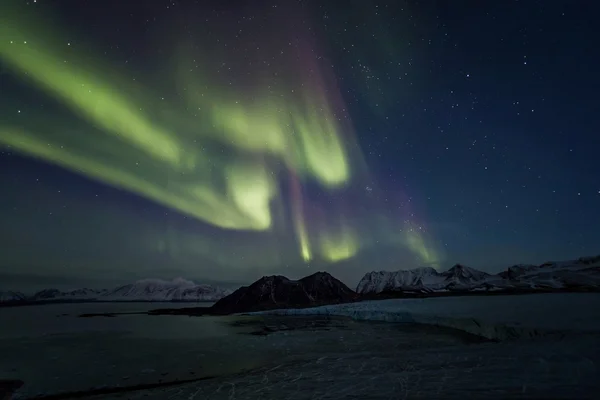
[3,295,600,399]
[0,303,259,398]
[254,293,600,340]
[93,322,600,400]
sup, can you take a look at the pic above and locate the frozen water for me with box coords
[92,322,600,400]
[2,295,600,399]
[0,302,270,398]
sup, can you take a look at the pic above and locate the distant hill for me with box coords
[0,278,231,306]
[0,290,26,302]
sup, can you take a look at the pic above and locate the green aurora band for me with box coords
[0,1,440,268]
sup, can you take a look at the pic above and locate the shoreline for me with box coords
[2,287,598,314]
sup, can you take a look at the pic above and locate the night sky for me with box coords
[1,0,598,292]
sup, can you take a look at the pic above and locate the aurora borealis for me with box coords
[1,0,599,290]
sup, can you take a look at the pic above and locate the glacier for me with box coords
[252,293,600,341]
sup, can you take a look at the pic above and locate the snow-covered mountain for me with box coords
[356,267,445,293]
[0,278,232,304]
[0,290,26,302]
[441,264,491,286]
[494,255,600,290]
[31,288,106,301]
[101,278,232,301]
[357,255,600,294]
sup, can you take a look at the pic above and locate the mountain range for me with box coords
[0,278,232,305]
[3,255,599,308]
[150,255,600,316]
[356,255,600,295]
[149,271,356,316]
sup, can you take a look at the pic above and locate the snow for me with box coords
[357,267,446,293]
[1,278,232,303]
[0,290,25,302]
[253,293,600,341]
[101,278,232,301]
[356,264,495,294]
[31,288,105,300]
[356,255,600,294]
[90,294,600,400]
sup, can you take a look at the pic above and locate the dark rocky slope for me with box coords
[149,271,357,316]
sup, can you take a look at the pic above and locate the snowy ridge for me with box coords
[0,291,26,302]
[356,267,445,293]
[357,255,600,294]
[102,278,232,301]
[441,264,491,286]
[31,288,106,301]
[0,278,232,304]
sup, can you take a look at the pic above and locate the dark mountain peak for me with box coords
[304,271,332,278]
[210,271,355,314]
[300,271,355,300]
[260,274,291,280]
[300,271,338,283]
[256,275,292,283]
[251,275,294,290]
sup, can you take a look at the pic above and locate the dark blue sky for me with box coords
[0,0,598,292]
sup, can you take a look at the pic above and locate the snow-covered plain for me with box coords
[3,294,600,399]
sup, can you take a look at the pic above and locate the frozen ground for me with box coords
[2,294,600,399]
